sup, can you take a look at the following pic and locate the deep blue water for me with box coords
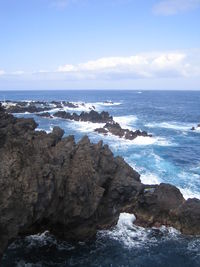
[1,90,200,267]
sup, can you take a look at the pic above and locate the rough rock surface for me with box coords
[0,105,200,261]
[54,110,114,123]
[0,104,142,260]
[95,122,152,140]
[131,183,200,235]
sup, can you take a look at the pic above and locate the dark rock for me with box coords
[0,107,200,261]
[63,101,78,108]
[1,100,60,113]
[95,122,152,140]
[54,110,114,123]
[104,101,114,104]
[5,104,52,113]
[131,183,184,227]
[0,103,4,112]
[37,112,53,118]
[191,123,200,131]
[50,101,63,108]
[131,183,200,235]
[171,198,200,235]
[0,108,141,260]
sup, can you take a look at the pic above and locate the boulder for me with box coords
[131,183,200,235]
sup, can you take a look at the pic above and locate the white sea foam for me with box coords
[140,173,161,185]
[62,102,95,112]
[1,101,17,108]
[113,115,138,130]
[69,120,105,133]
[106,135,173,151]
[146,121,194,131]
[61,101,121,112]
[100,213,180,249]
[131,136,173,146]
[95,101,121,107]
[35,126,53,134]
[100,213,152,249]
[179,188,200,200]
[194,127,200,133]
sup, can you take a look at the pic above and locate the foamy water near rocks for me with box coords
[0,103,200,262]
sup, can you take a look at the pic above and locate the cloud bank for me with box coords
[56,51,198,80]
[0,50,199,86]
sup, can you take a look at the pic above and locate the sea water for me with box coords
[1,90,200,267]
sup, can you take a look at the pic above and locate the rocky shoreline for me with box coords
[0,100,94,113]
[1,100,152,140]
[0,104,200,261]
[47,110,152,140]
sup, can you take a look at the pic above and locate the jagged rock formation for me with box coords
[0,104,200,261]
[0,104,142,260]
[52,111,152,140]
[95,122,152,140]
[54,110,114,123]
[2,99,152,141]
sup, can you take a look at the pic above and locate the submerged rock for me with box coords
[95,122,152,140]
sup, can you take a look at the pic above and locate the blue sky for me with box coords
[0,0,200,90]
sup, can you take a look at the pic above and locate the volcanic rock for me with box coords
[95,122,152,140]
[0,105,142,260]
[0,104,200,261]
[131,183,200,235]
[54,110,114,123]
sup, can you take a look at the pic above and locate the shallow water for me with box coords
[1,90,200,266]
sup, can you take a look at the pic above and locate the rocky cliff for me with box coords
[0,104,142,259]
[0,104,200,261]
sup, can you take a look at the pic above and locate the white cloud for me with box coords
[0,50,199,83]
[58,64,77,72]
[153,0,200,15]
[0,70,5,76]
[11,70,25,75]
[57,51,196,80]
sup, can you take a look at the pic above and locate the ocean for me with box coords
[1,90,200,267]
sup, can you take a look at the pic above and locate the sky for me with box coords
[0,0,200,90]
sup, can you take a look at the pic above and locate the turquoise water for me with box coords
[1,90,200,267]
